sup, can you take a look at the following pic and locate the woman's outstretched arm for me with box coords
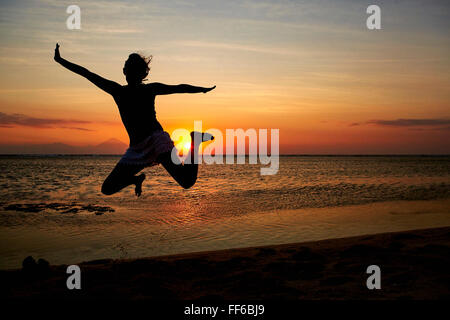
[54,43,120,95]
[151,82,216,95]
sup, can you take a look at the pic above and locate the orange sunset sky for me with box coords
[0,0,449,154]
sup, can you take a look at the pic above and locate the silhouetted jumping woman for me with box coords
[54,43,215,196]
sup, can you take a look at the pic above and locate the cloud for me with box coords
[0,112,93,130]
[367,119,450,127]
[350,118,450,130]
[177,40,299,56]
[61,127,95,132]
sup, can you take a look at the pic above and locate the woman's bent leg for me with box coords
[158,151,198,189]
[101,163,146,196]
[158,131,214,189]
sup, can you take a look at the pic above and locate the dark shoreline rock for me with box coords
[4,202,115,215]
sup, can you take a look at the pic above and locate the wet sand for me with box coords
[2,199,449,270]
[1,226,449,300]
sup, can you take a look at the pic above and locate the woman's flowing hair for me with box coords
[123,52,153,82]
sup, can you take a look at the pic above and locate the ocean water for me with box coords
[1,155,450,269]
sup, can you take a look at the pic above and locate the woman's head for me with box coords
[123,53,152,85]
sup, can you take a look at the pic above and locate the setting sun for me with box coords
[172,133,192,154]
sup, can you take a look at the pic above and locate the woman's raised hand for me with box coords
[203,85,216,93]
[54,43,61,61]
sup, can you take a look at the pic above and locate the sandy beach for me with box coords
[2,226,449,300]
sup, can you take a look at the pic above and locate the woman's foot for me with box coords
[185,132,214,165]
[134,173,146,197]
[190,131,214,149]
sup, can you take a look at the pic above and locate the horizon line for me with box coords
[0,154,449,157]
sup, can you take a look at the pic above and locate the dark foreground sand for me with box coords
[1,227,449,300]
